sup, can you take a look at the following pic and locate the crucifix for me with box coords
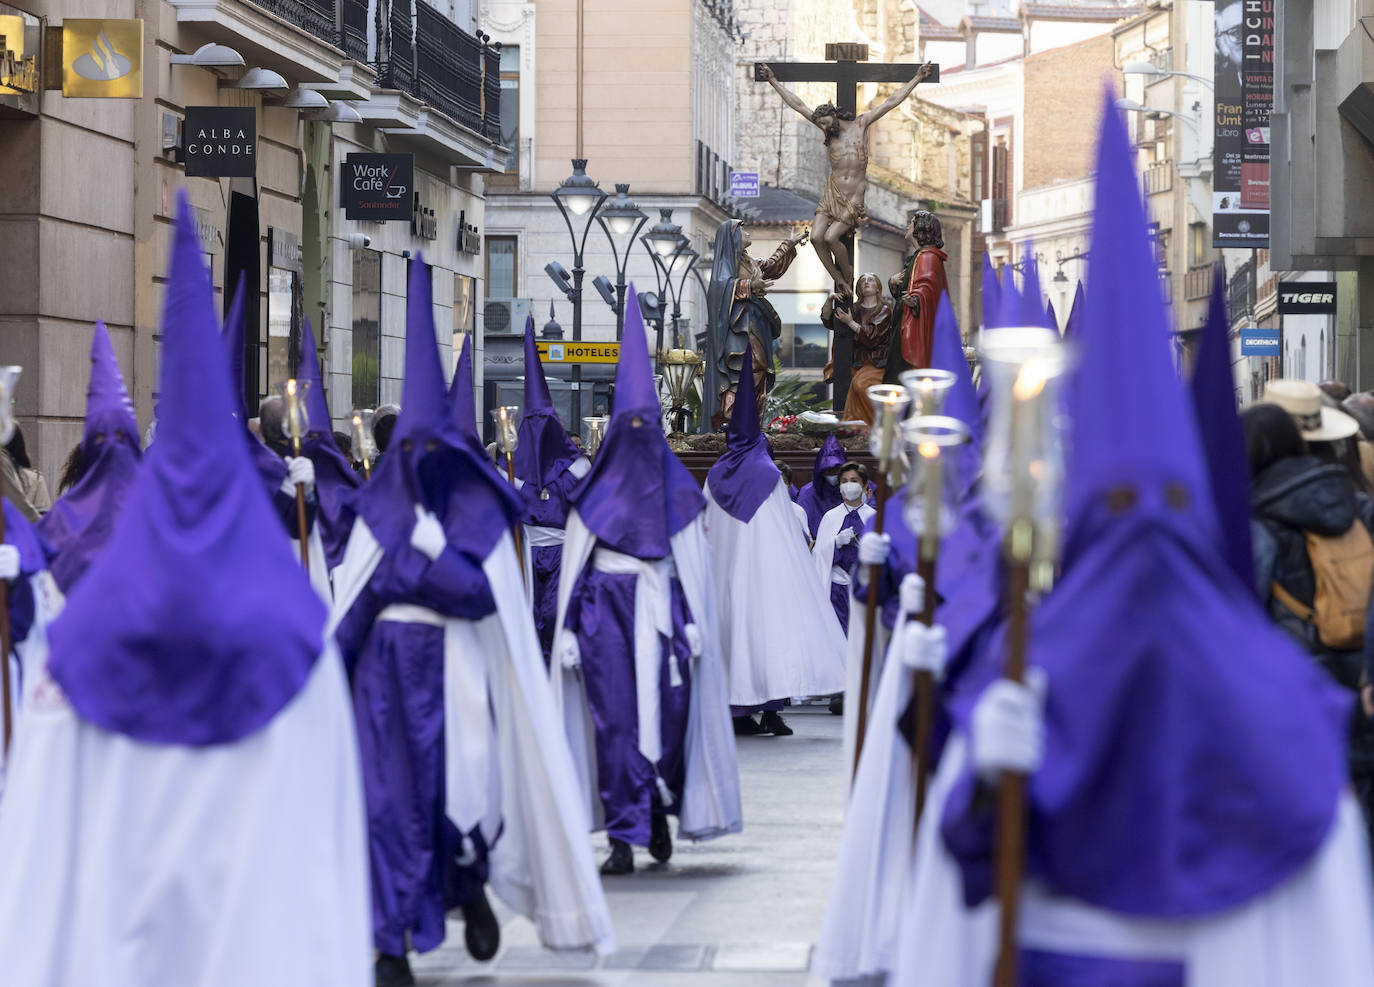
[756,44,937,414]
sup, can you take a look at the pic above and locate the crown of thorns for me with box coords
[811,102,855,122]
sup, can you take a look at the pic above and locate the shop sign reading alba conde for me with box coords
[342,153,414,221]
[182,107,256,178]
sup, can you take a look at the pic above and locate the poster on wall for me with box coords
[1213,0,1272,248]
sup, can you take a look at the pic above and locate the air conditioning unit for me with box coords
[483,297,533,333]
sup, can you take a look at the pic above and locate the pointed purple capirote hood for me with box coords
[448,331,509,489]
[993,259,1022,328]
[944,91,1349,920]
[980,253,1001,329]
[297,317,359,569]
[513,314,580,492]
[46,191,326,746]
[351,254,518,563]
[1190,263,1253,593]
[1045,298,1058,331]
[1017,246,1050,328]
[707,347,779,521]
[571,284,704,558]
[37,322,143,592]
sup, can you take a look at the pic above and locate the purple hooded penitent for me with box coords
[1045,298,1058,332]
[449,331,511,493]
[45,191,327,747]
[1063,281,1085,338]
[38,321,142,593]
[352,254,519,566]
[1016,245,1051,329]
[797,433,848,537]
[706,352,780,522]
[943,93,1349,919]
[1190,263,1253,593]
[296,316,359,569]
[513,314,579,493]
[221,276,289,492]
[571,285,704,559]
[980,253,1000,329]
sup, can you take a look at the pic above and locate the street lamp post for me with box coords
[596,184,649,340]
[550,159,608,425]
[640,208,690,371]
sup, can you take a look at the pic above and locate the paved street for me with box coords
[411,707,846,986]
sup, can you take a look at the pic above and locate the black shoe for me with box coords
[375,953,415,987]
[601,837,635,875]
[733,714,763,736]
[461,886,501,962]
[648,814,673,863]
[761,710,794,736]
[829,694,844,716]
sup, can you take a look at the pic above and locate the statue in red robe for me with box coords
[884,211,948,376]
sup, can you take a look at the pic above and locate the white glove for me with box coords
[899,573,926,614]
[857,531,889,565]
[684,622,703,657]
[280,456,315,496]
[557,629,581,670]
[971,670,1047,782]
[0,545,19,583]
[901,622,947,680]
[836,527,857,548]
[409,504,447,562]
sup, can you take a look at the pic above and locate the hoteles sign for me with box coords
[341,153,413,221]
[183,107,256,178]
[1277,282,1337,315]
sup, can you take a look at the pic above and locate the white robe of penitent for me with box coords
[0,641,372,987]
[0,568,62,802]
[329,518,616,954]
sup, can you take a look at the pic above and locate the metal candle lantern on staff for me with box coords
[898,410,969,825]
[852,383,912,782]
[279,379,312,572]
[581,416,608,458]
[491,405,527,577]
[350,408,378,480]
[977,327,1068,987]
[0,365,20,755]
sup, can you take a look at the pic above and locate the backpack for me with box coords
[1271,521,1374,650]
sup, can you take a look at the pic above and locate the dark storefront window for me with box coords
[352,250,381,409]
[267,267,301,395]
[500,46,519,172]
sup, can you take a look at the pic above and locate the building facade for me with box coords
[0,0,504,483]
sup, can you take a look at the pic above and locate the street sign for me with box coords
[536,341,620,364]
[183,106,256,178]
[341,153,414,221]
[729,172,760,198]
[1240,329,1280,357]
[1277,282,1337,315]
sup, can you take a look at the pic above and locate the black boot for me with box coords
[601,837,635,875]
[461,886,501,962]
[733,714,763,736]
[828,693,844,716]
[761,710,794,736]
[648,813,673,863]
[374,953,415,987]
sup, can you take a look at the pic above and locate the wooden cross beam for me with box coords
[753,45,939,413]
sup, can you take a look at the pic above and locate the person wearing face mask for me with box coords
[331,259,614,985]
[812,463,877,633]
[797,433,848,539]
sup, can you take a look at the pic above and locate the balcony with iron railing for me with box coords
[247,0,335,46]
[344,0,503,144]
[1185,265,1213,301]
[1145,160,1174,195]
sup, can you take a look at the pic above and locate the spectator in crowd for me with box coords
[1321,379,1352,403]
[5,427,50,515]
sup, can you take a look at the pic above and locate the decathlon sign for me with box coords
[1277,283,1337,315]
[1240,329,1280,357]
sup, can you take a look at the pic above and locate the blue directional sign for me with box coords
[729,172,760,198]
[1240,329,1280,357]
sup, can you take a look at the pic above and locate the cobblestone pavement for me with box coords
[411,705,847,986]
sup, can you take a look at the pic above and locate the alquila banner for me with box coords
[1213,0,1272,248]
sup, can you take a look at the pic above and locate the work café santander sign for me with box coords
[342,152,414,221]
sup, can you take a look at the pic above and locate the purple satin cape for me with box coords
[46,192,326,746]
[38,321,142,592]
[574,286,704,559]
[706,350,779,522]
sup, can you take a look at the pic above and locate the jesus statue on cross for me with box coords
[759,60,934,297]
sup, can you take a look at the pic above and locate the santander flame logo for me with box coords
[72,29,132,82]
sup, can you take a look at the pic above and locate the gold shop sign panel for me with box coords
[536,342,621,365]
[61,18,141,98]
[0,4,41,116]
